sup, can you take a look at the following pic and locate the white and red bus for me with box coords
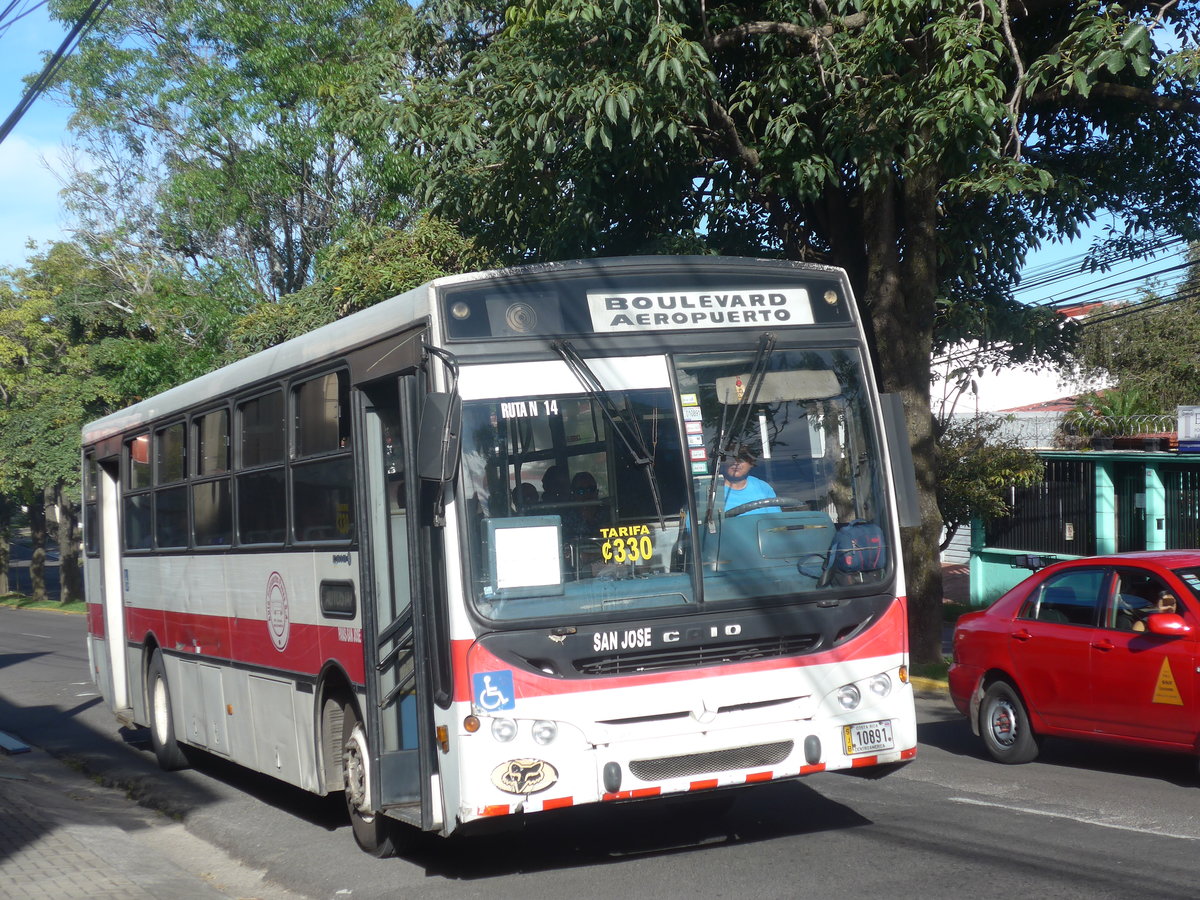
[83,256,920,854]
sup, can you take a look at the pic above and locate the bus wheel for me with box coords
[147,650,188,771]
[342,705,398,857]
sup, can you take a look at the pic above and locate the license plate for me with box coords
[843,719,894,755]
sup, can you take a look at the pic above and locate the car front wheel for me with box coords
[979,680,1040,764]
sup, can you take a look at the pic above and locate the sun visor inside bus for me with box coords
[715,370,840,403]
[417,392,462,482]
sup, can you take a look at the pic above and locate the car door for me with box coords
[1090,567,1200,747]
[1007,567,1108,734]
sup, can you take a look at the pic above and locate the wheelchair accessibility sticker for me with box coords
[473,670,516,711]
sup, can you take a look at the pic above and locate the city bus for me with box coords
[82,256,920,855]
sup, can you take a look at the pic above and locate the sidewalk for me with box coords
[0,735,301,899]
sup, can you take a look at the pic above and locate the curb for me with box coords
[910,675,949,696]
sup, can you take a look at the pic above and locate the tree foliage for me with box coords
[228,214,497,355]
[48,0,416,301]
[335,0,1200,662]
[936,416,1044,551]
[0,241,236,600]
[1070,243,1200,411]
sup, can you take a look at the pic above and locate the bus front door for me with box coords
[358,376,434,827]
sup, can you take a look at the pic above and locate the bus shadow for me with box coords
[407,781,871,878]
[0,650,50,671]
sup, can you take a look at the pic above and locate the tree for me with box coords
[47,0,416,303]
[338,0,1200,662]
[228,214,497,355]
[0,241,232,601]
[1070,243,1200,411]
[936,415,1044,552]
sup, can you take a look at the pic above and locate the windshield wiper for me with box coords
[701,332,777,533]
[552,340,665,528]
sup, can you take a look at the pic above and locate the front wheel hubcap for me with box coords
[988,699,1018,748]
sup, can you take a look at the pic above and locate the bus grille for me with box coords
[574,634,820,676]
[630,740,793,781]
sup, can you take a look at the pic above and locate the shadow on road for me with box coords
[397,780,871,879]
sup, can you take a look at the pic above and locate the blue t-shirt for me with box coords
[722,475,779,514]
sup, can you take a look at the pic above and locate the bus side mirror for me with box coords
[880,393,920,528]
[417,392,462,482]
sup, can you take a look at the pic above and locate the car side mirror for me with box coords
[1145,613,1192,636]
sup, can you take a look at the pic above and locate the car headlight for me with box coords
[836,684,861,710]
[869,673,892,697]
[491,718,518,742]
[531,720,558,745]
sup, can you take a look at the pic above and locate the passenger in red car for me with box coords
[1133,591,1178,631]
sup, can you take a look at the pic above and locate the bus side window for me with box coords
[292,371,354,543]
[237,391,286,545]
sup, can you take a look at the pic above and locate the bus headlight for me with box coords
[837,684,861,710]
[491,718,518,742]
[869,673,892,697]
[531,720,558,746]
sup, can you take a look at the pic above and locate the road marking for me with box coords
[950,797,1199,840]
[15,631,53,640]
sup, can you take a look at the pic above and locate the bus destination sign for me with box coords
[586,288,814,333]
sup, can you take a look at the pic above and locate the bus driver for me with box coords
[721,443,780,514]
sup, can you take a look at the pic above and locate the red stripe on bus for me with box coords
[454,598,908,703]
[900,747,917,760]
[122,607,366,683]
[745,770,773,783]
[541,796,574,810]
[87,603,105,639]
[689,779,719,791]
[851,755,879,768]
[479,804,511,816]
[800,763,826,775]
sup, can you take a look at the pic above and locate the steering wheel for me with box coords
[724,496,808,517]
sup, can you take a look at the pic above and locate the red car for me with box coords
[949,551,1200,765]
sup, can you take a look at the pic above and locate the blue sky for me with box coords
[0,3,74,271]
[0,4,1190,301]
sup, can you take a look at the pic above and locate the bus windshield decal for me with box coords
[586,288,814,333]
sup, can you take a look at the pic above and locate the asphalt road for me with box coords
[5,606,1200,899]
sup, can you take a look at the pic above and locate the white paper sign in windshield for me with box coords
[586,288,814,333]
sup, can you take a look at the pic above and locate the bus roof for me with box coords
[82,256,853,444]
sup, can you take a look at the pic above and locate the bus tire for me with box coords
[979,679,1040,764]
[342,704,399,857]
[147,650,189,771]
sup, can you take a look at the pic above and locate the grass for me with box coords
[911,657,950,682]
[0,592,86,614]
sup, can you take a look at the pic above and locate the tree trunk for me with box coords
[53,482,83,604]
[856,165,946,665]
[0,494,11,596]
[28,492,47,604]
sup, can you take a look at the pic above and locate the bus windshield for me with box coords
[459,347,888,622]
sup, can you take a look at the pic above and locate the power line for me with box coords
[0,0,49,38]
[0,0,109,147]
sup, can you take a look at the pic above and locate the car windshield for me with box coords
[1172,567,1200,603]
